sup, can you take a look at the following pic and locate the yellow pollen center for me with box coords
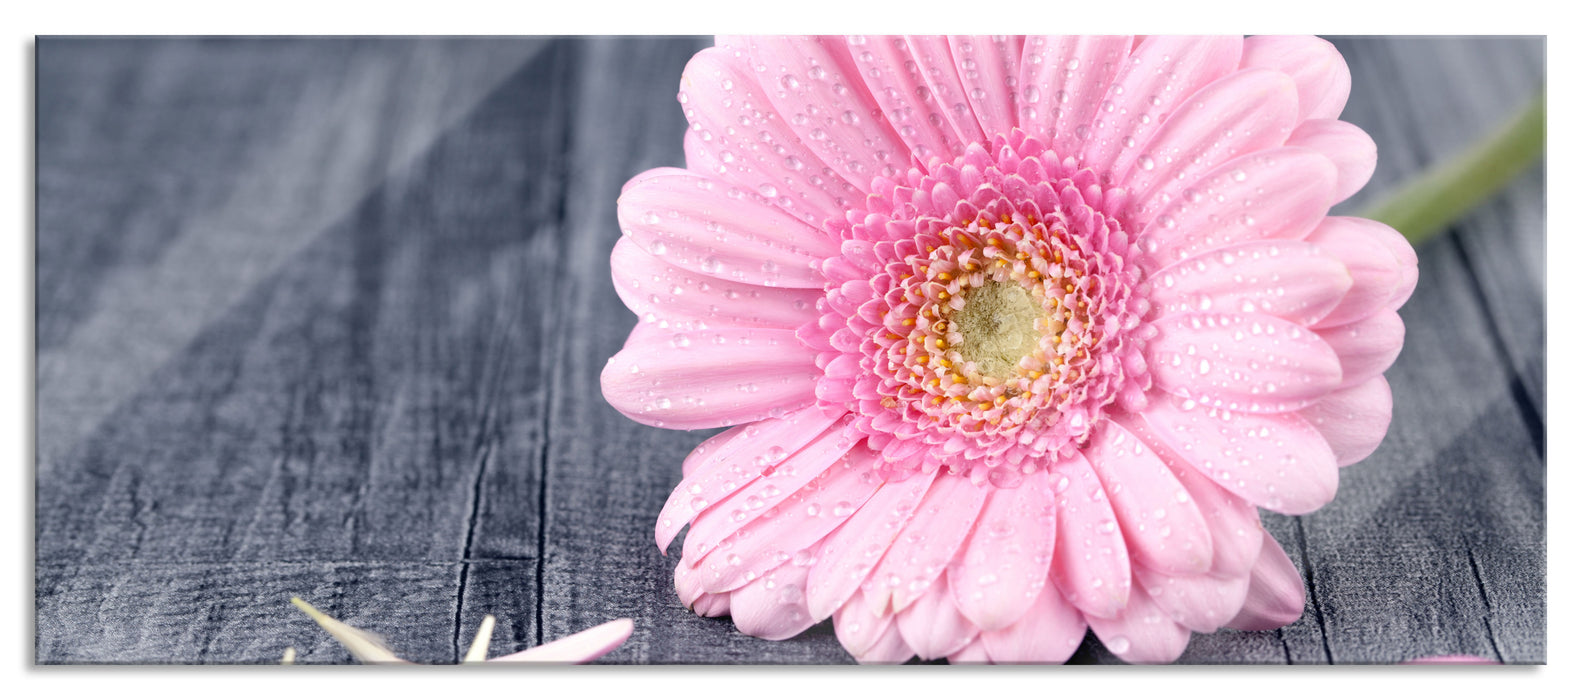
[952,281,1049,379]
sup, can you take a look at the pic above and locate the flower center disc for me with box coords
[953,281,1055,380]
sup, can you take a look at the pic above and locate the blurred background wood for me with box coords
[34,36,1545,664]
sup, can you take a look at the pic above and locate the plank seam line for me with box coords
[533,40,577,648]
[1291,517,1334,664]
[1464,541,1506,663]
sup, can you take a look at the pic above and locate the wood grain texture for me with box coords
[34,36,1545,664]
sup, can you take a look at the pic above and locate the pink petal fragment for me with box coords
[979,578,1087,664]
[1148,239,1351,328]
[487,619,634,664]
[951,35,1026,142]
[611,237,822,330]
[1140,394,1339,515]
[1299,375,1393,467]
[1286,119,1377,204]
[1148,312,1343,414]
[1226,531,1306,631]
[1309,216,1414,328]
[806,472,939,620]
[1138,148,1335,268]
[865,472,989,615]
[1085,421,1214,575]
[1017,35,1133,157]
[618,168,834,288]
[947,470,1059,632]
[1134,567,1251,634]
[1316,311,1406,389]
[684,423,856,568]
[678,47,860,228]
[1084,35,1244,183]
[849,35,964,164]
[727,561,819,641]
[905,35,986,147]
[691,446,886,591]
[1048,452,1133,619]
[1127,69,1302,226]
[893,579,977,660]
[1085,581,1192,664]
[655,405,843,551]
[1240,35,1351,121]
[744,36,910,191]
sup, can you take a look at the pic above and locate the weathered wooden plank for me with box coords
[35,38,573,663]
[36,562,463,664]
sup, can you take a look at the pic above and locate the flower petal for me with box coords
[978,578,1087,664]
[947,637,992,664]
[1286,119,1377,204]
[1139,395,1339,515]
[1316,311,1405,389]
[611,237,822,330]
[601,324,821,431]
[1148,312,1343,414]
[488,619,634,664]
[743,36,911,191]
[1111,412,1266,577]
[952,35,1026,142]
[727,560,819,641]
[1226,531,1306,631]
[1127,69,1302,226]
[1240,35,1350,121]
[864,472,989,615]
[1082,35,1244,183]
[618,168,835,288]
[894,579,977,660]
[1048,452,1133,619]
[1138,148,1336,268]
[806,471,939,620]
[684,423,857,568]
[947,469,1059,632]
[1299,375,1393,467]
[905,35,986,147]
[676,560,732,617]
[1017,35,1133,157]
[655,405,843,551]
[1148,239,1351,328]
[1085,420,1214,575]
[849,35,965,164]
[1133,567,1251,634]
[689,445,887,591]
[1084,581,1192,663]
[678,47,861,227]
[1308,216,1415,329]
[833,593,893,657]
[852,617,916,664]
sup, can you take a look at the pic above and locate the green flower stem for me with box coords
[1360,89,1545,246]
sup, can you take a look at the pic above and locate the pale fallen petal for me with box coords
[289,597,408,664]
[488,619,635,664]
[463,614,496,663]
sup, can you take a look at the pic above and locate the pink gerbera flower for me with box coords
[601,35,1417,663]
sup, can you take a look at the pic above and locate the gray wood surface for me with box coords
[34,36,1545,664]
